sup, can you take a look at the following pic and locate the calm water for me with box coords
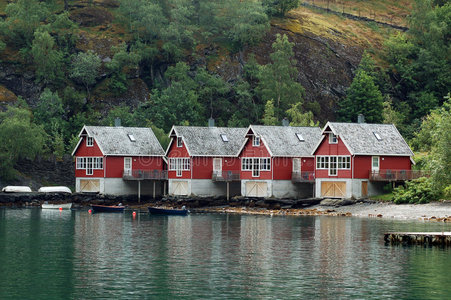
[1,209,451,299]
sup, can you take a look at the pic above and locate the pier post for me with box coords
[153,181,156,199]
[138,181,141,203]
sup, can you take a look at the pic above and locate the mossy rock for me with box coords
[0,85,17,103]
[70,7,113,27]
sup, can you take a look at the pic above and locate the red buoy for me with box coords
[88,209,92,214]
[59,207,63,211]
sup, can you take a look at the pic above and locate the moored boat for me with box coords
[41,202,73,209]
[91,204,125,213]
[38,186,72,193]
[2,186,32,193]
[148,206,189,215]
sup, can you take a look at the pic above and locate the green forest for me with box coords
[0,0,449,200]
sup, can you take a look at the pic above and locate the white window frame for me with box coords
[241,157,270,177]
[329,156,337,176]
[77,157,103,171]
[329,133,338,144]
[337,156,351,169]
[86,137,94,147]
[169,158,190,177]
[316,156,329,169]
[177,137,183,147]
[252,136,260,147]
[86,157,93,175]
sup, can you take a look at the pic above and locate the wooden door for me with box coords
[80,179,100,193]
[245,181,268,197]
[293,158,301,173]
[124,157,132,176]
[321,181,346,198]
[361,181,368,197]
[172,181,189,195]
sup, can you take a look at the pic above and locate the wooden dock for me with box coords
[384,232,451,246]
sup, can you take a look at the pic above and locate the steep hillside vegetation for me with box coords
[0,0,450,197]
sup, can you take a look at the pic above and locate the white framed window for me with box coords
[337,156,351,169]
[316,156,329,169]
[86,137,94,147]
[177,137,183,147]
[213,158,222,172]
[329,156,337,176]
[241,157,271,175]
[296,133,304,142]
[169,158,190,173]
[128,134,136,142]
[86,157,93,175]
[77,157,103,170]
[329,133,338,144]
[252,136,260,147]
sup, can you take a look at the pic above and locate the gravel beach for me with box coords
[313,201,451,221]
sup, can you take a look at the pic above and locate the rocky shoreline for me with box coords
[1,192,450,222]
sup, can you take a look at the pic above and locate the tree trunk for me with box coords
[64,0,69,11]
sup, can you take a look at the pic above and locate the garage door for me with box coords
[80,179,100,193]
[245,181,268,197]
[171,181,189,196]
[321,181,346,198]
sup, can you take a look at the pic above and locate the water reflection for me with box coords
[1,209,451,299]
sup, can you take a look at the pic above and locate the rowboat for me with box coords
[41,202,73,209]
[2,186,32,193]
[38,186,72,193]
[148,206,189,215]
[91,204,125,213]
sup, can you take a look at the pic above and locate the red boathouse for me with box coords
[312,122,415,198]
[166,125,246,197]
[72,125,166,197]
[239,125,322,198]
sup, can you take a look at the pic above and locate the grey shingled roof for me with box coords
[172,126,247,156]
[326,122,413,156]
[83,126,165,156]
[250,125,322,157]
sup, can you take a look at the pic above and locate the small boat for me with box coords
[41,202,72,209]
[91,204,125,213]
[38,186,72,193]
[148,206,189,215]
[2,186,32,193]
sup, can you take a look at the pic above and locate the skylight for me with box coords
[296,133,304,142]
[220,134,229,142]
[128,134,136,142]
[373,132,382,141]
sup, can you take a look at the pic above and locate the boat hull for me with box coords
[148,207,188,215]
[42,203,72,209]
[91,204,125,213]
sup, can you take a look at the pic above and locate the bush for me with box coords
[393,177,439,204]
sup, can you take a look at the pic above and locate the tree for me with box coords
[338,69,384,123]
[262,100,278,125]
[414,95,451,196]
[31,30,64,84]
[69,51,101,98]
[257,34,304,121]
[263,0,300,16]
[0,105,47,179]
[4,0,49,47]
[286,103,318,126]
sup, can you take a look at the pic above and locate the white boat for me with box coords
[38,186,72,193]
[1,186,32,193]
[41,202,73,209]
